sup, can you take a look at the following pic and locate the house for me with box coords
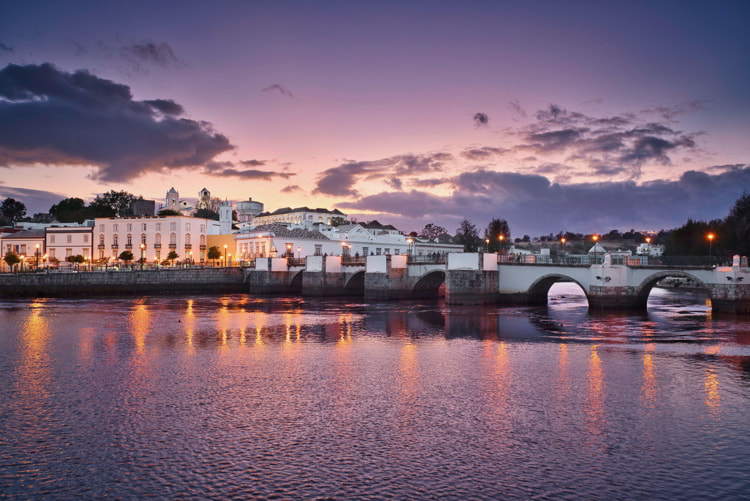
[0,229,45,270]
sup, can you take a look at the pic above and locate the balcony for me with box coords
[200,245,206,250]
[154,243,161,249]
[125,244,133,250]
[169,243,177,249]
[98,244,105,250]
[111,244,119,249]
[184,244,192,250]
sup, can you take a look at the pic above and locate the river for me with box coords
[1,284,749,499]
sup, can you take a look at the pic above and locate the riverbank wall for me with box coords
[0,268,246,297]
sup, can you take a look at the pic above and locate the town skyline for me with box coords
[1,1,749,236]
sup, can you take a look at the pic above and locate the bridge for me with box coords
[245,253,750,313]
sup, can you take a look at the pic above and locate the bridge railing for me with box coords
[286,257,306,267]
[341,256,366,266]
[496,253,731,267]
[407,254,447,265]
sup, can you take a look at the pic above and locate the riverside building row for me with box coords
[1,203,462,269]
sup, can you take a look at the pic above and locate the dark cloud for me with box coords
[0,185,66,215]
[473,112,489,126]
[508,100,526,118]
[460,147,507,160]
[385,178,403,190]
[119,41,183,70]
[241,159,267,167]
[517,103,699,179]
[641,100,706,121]
[143,99,184,116]
[313,153,450,197]
[262,84,294,99]
[341,166,750,236]
[280,184,303,193]
[204,161,292,180]
[0,43,13,53]
[0,63,233,182]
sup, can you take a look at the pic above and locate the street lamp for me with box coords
[43,254,48,271]
[645,237,651,262]
[35,244,40,270]
[139,243,146,270]
[485,238,489,252]
[19,255,25,272]
[228,253,232,267]
[223,244,228,266]
[407,238,413,256]
[707,233,715,264]
[297,246,301,259]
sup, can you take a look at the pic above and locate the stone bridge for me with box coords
[244,253,750,313]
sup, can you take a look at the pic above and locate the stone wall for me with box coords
[0,268,246,297]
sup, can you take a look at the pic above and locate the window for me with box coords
[83,234,89,243]
[66,248,72,257]
[394,249,400,255]
[83,248,89,257]
[156,223,161,231]
[170,233,176,244]
[67,235,72,243]
[49,249,55,259]
[200,224,205,232]
[99,235,104,245]
[315,244,322,256]
[362,247,369,256]
[113,224,118,232]
[186,223,191,231]
[170,222,176,231]
[141,234,147,244]
[200,235,205,245]
[376,248,381,255]
[127,234,132,246]
[50,235,56,243]
[384,248,390,255]
[155,233,161,244]
[113,234,118,245]
[141,223,147,231]
[156,251,161,261]
[185,233,191,244]
[99,249,104,259]
[20,245,26,254]
[127,224,132,231]
[100,225,105,233]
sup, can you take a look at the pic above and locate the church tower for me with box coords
[166,187,179,210]
[197,188,211,210]
[219,200,232,234]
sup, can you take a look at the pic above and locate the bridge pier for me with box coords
[245,258,302,294]
[444,254,500,305]
[301,256,364,296]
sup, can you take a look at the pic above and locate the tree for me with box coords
[195,208,220,220]
[90,190,138,217]
[484,218,511,252]
[49,197,92,223]
[167,250,179,265]
[455,219,480,252]
[207,246,221,265]
[419,223,447,240]
[1,198,27,224]
[725,192,750,256]
[4,252,20,270]
[329,216,348,227]
[158,209,181,216]
[66,254,85,269]
[119,250,134,264]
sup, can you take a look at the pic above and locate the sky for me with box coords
[1,0,750,237]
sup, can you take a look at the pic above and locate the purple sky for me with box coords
[1,0,749,236]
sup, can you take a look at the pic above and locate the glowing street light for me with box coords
[592,235,600,264]
[485,238,489,252]
[707,233,715,264]
[35,244,40,270]
[140,243,146,270]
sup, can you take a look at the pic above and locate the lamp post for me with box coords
[228,253,232,267]
[139,243,145,270]
[407,238,413,257]
[297,246,301,259]
[645,237,651,263]
[188,251,193,266]
[223,244,228,266]
[35,244,40,270]
[43,254,47,271]
[19,255,25,272]
[707,233,715,265]
[485,238,489,252]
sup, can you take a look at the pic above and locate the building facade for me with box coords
[45,226,94,262]
[94,215,221,263]
[252,207,347,227]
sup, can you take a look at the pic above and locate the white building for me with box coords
[636,242,664,257]
[1,229,45,270]
[252,207,347,227]
[94,215,223,263]
[45,226,94,263]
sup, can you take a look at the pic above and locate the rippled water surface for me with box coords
[1,285,750,499]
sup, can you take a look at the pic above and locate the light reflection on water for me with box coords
[0,284,749,499]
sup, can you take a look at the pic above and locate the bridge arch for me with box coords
[413,270,446,298]
[527,273,588,306]
[344,271,365,295]
[634,270,710,308]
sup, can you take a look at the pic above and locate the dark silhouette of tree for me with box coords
[207,246,221,265]
[90,190,138,217]
[725,192,750,256]
[455,219,480,252]
[4,252,20,269]
[484,218,511,252]
[49,197,93,223]
[419,223,448,240]
[158,209,181,216]
[195,208,220,220]
[167,250,179,265]
[1,198,26,224]
[119,250,134,264]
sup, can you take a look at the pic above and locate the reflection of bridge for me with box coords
[245,253,750,313]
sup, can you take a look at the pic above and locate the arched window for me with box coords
[141,233,147,244]
[200,234,206,245]
[155,233,161,244]
[170,233,177,244]
[185,233,191,244]
[99,234,104,245]
[127,234,132,246]
[113,234,118,245]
